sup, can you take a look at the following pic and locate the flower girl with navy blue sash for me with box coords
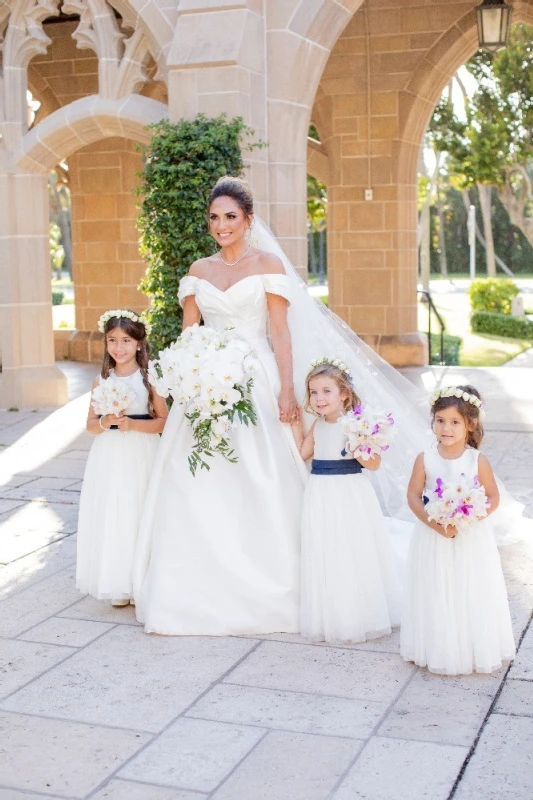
[76,310,168,607]
[291,360,400,644]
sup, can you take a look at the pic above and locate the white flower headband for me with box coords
[430,386,483,410]
[310,357,353,383]
[98,309,152,336]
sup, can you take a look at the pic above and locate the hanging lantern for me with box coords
[476,0,513,53]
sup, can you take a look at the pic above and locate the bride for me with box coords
[133,176,431,636]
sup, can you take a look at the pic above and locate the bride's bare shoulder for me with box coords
[188,256,216,279]
[255,250,285,275]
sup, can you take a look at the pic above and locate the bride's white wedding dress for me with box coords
[133,273,307,635]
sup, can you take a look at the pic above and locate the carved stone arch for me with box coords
[397,2,533,187]
[14,92,168,172]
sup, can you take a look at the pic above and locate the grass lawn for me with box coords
[418,291,533,367]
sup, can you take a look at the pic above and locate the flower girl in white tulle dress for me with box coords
[76,310,167,606]
[401,385,515,674]
[291,360,401,644]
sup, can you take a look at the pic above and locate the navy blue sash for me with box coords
[104,413,152,430]
[311,459,363,476]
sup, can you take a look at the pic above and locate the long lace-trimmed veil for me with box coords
[254,217,430,519]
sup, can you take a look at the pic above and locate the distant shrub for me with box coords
[471,311,533,339]
[469,278,519,315]
[52,291,64,306]
[429,333,462,365]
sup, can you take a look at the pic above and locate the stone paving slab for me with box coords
[224,640,415,703]
[0,627,259,733]
[0,638,74,698]
[120,717,266,792]
[331,737,469,800]
[91,780,206,800]
[211,729,362,800]
[0,536,76,600]
[0,711,150,799]
[495,677,533,716]
[17,616,116,648]
[186,682,388,739]
[0,567,81,638]
[377,670,501,747]
[453,713,533,800]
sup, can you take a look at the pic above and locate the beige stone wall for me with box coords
[69,138,145,339]
[309,0,498,363]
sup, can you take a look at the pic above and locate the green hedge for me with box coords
[52,291,64,306]
[471,311,533,339]
[469,278,519,315]
[429,333,462,365]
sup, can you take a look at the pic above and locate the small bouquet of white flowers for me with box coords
[91,376,136,417]
[148,324,258,475]
[339,404,396,460]
[425,474,490,533]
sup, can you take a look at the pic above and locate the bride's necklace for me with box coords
[218,244,252,267]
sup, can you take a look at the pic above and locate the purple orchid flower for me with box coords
[434,478,444,498]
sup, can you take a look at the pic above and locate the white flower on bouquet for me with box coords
[338,404,396,460]
[148,324,258,475]
[91,375,136,417]
[425,474,490,533]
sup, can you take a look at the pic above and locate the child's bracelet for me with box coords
[99,416,108,431]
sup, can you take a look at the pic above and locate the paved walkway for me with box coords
[0,362,532,800]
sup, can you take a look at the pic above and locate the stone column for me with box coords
[167,1,268,216]
[68,138,146,362]
[0,170,68,407]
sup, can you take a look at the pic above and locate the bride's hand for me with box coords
[278,389,299,424]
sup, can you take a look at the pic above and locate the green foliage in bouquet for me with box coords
[469,278,519,315]
[136,115,264,354]
[186,380,257,476]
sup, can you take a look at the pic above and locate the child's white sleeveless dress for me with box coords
[300,416,401,644]
[400,445,516,674]
[76,369,160,600]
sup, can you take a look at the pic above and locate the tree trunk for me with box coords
[460,190,514,277]
[477,183,496,277]
[419,200,431,290]
[436,181,448,279]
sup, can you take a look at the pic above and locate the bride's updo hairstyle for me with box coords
[304,362,360,414]
[208,175,254,219]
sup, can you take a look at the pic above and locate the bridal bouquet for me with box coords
[425,474,490,533]
[91,376,136,417]
[339,404,396,460]
[148,324,258,475]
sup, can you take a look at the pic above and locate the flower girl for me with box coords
[291,359,400,644]
[76,310,167,606]
[401,385,515,674]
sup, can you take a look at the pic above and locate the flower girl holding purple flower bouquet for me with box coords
[291,359,400,645]
[401,384,515,675]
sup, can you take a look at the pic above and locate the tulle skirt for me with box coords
[400,518,516,674]
[76,430,160,600]
[301,472,401,644]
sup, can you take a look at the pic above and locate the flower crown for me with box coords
[430,386,483,410]
[98,309,152,336]
[309,357,352,383]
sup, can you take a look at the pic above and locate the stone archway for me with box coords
[0,0,169,407]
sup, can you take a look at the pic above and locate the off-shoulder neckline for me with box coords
[185,273,287,294]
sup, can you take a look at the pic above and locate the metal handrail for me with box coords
[418,289,446,365]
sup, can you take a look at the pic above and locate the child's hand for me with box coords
[115,414,132,431]
[432,522,456,539]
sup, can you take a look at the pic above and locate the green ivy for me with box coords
[468,278,519,315]
[471,311,533,339]
[136,115,263,354]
